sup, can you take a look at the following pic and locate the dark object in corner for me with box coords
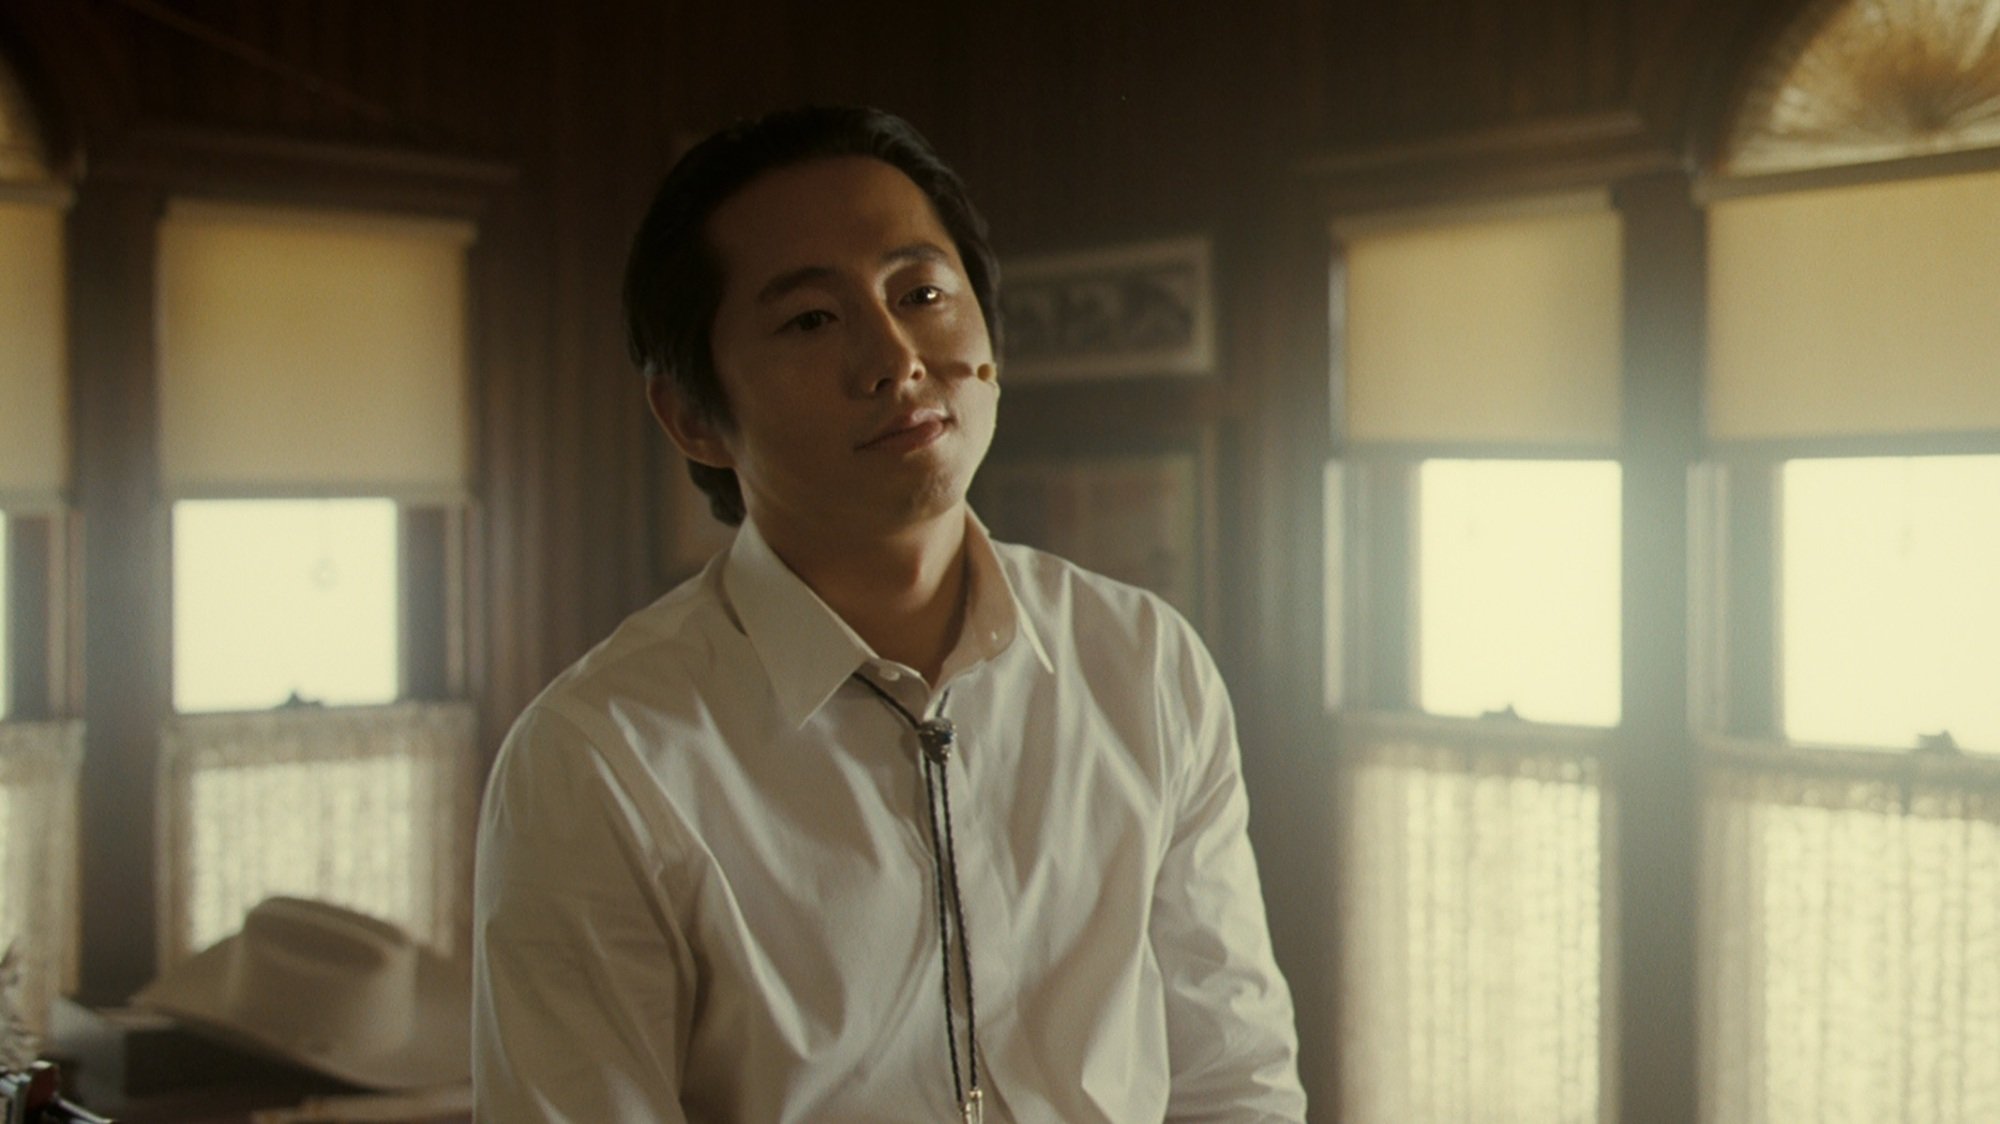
[43,1001,357,1119]
[1,1061,114,1122]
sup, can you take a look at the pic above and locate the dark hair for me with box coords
[622,106,1002,526]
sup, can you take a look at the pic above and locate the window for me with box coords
[1417,459,1621,727]
[172,498,400,714]
[1701,5,2000,1117]
[1780,455,2000,752]
[0,58,76,1036]
[0,189,67,724]
[1332,195,1625,1122]
[151,201,478,964]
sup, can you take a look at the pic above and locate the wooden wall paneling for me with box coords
[1319,1,1404,149]
[580,7,676,653]
[1514,0,1621,117]
[783,2,966,130]
[1223,177,1345,1117]
[0,4,87,175]
[470,184,557,763]
[543,2,591,670]
[1623,0,1725,143]
[467,22,560,751]
[76,0,515,149]
[604,5,694,611]
[1317,0,1650,149]
[649,1,804,129]
[606,2,679,622]
[953,0,1321,248]
[539,1,677,672]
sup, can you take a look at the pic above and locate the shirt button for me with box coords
[881,667,902,681]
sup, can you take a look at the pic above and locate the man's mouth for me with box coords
[859,406,952,452]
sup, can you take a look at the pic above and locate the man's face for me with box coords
[664,156,999,544]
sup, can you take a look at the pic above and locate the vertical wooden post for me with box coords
[69,180,167,1002]
[1612,169,1706,1124]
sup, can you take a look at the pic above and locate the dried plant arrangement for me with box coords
[0,942,38,1072]
[1730,0,2000,174]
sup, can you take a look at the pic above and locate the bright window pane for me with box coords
[0,512,9,720]
[1782,455,2000,752]
[173,499,399,713]
[1418,460,1622,727]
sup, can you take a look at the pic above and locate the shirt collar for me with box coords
[722,511,1054,731]
[954,512,1055,681]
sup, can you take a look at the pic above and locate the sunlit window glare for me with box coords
[173,499,399,713]
[1782,455,2000,753]
[1417,460,1622,727]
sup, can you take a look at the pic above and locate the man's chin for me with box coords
[855,472,974,533]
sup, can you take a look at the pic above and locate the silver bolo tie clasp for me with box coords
[917,716,956,764]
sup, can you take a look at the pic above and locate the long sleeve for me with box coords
[1150,632,1308,1122]
[472,706,696,1124]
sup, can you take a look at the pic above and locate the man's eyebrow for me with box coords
[755,265,837,306]
[883,241,951,269]
[752,242,953,305]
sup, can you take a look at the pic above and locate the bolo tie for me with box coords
[852,673,984,1124]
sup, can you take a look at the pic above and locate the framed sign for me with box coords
[998,236,1216,383]
[974,446,1210,629]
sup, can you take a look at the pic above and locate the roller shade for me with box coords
[1342,200,1623,447]
[1708,168,2000,440]
[0,200,67,506]
[158,201,474,498]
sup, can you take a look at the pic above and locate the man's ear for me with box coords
[646,376,735,470]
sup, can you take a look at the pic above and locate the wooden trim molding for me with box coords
[89,124,516,220]
[1302,111,1683,215]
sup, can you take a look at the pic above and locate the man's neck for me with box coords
[756,506,970,686]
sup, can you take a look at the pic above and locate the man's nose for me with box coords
[851,303,925,396]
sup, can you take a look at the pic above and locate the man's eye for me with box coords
[783,310,835,332]
[902,285,944,307]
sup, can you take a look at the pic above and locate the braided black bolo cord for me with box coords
[932,743,980,1098]
[920,742,968,1107]
[853,675,980,1110]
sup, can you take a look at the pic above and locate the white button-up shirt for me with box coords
[472,516,1305,1122]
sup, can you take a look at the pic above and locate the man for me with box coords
[472,106,1305,1122]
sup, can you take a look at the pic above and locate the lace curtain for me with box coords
[1702,742,2000,1123]
[0,720,82,1034]
[157,702,477,965]
[1340,721,1610,1123]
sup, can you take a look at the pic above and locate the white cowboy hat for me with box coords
[134,897,469,1090]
